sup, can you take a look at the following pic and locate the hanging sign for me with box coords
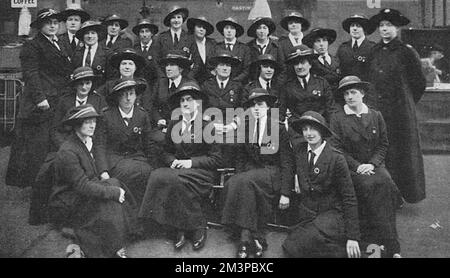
[11,0,37,8]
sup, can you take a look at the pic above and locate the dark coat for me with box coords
[72,43,110,87]
[48,133,133,258]
[278,35,300,80]
[100,35,133,52]
[17,32,73,120]
[58,32,80,59]
[215,40,252,84]
[243,79,282,105]
[189,36,217,84]
[202,77,243,113]
[336,38,375,81]
[311,55,341,92]
[139,118,222,230]
[246,39,286,82]
[282,74,336,122]
[330,107,399,248]
[368,38,426,203]
[154,29,192,65]
[133,41,160,85]
[50,90,106,151]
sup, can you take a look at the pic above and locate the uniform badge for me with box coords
[96,65,102,71]
[79,42,84,48]
[357,56,366,62]
[183,47,190,54]
[190,133,195,140]
[229,90,234,96]
[147,55,152,60]
[312,90,322,96]
[133,127,142,134]
[372,128,377,134]
[336,68,341,74]
[314,167,320,174]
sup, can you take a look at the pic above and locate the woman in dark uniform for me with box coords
[96,78,157,204]
[50,66,106,152]
[330,76,401,258]
[139,81,221,252]
[368,8,426,204]
[48,104,136,258]
[221,88,294,258]
[282,111,361,258]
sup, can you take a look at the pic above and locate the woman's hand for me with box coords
[170,159,192,169]
[157,119,167,127]
[100,171,110,180]
[118,188,126,203]
[37,99,50,110]
[346,240,361,258]
[357,164,375,175]
[279,195,290,210]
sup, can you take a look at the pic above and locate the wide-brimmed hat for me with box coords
[109,77,147,96]
[62,104,101,126]
[132,18,159,36]
[103,14,129,29]
[75,20,106,41]
[187,16,214,36]
[285,45,319,65]
[302,28,337,48]
[30,8,62,29]
[59,8,90,23]
[163,6,189,27]
[336,75,371,97]
[247,17,276,38]
[168,80,208,107]
[159,50,193,69]
[290,111,333,138]
[110,48,146,71]
[280,11,310,32]
[216,17,245,38]
[369,8,410,27]
[69,66,99,86]
[243,88,278,108]
[209,49,241,67]
[250,54,281,72]
[342,14,376,35]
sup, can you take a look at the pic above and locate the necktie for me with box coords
[294,38,299,44]
[226,43,232,51]
[352,41,358,51]
[142,46,148,53]
[258,44,266,54]
[70,37,77,51]
[170,81,176,91]
[308,150,316,171]
[253,118,260,146]
[85,46,92,67]
[77,100,85,106]
[106,36,113,48]
[52,39,61,51]
[123,117,131,126]
[301,77,307,90]
[266,81,271,90]
[220,82,224,89]
[174,33,179,46]
[323,56,330,67]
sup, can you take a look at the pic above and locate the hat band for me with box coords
[39,10,58,19]
[68,106,97,121]
[73,71,94,80]
[113,80,137,92]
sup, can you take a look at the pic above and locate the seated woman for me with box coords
[139,81,221,252]
[282,111,361,258]
[221,88,294,258]
[96,78,157,204]
[330,76,401,258]
[48,104,136,258]
[50,66,106,152]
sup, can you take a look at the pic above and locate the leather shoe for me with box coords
[237,242,250,258]
[174,231,186,251]
[192,228,207,251]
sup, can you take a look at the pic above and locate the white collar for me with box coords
[68,32,77,41]
[224,38,237,45]
[119,105,134,119]
[171,28,182,37]
[85,42,98,51]
[76,95,88,102]
[253,114,268,145]
[107,34,118,43]
[288,32,303,45]
[216,77,230,88]
[196,37,206,44]
[259,77,272,89]
[307,140,327,162]
[344,103,369,117]
[256,39,269,47]
[169,75,183,87]
[43,33,58,43]
[297,73,310,83]
[141,40,152,48]
[319,53,331,64]
[351,36,365,48]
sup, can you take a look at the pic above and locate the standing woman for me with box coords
[221,88,294,258]
[50,66,106,152]
[58,7,90,58]
[97,78,157,204]
[139,81,221,252]
[48,104,135,258]
[330,76,401,258]
[368,8,426,203]
[282,111,361,258]
[6,9,73,224]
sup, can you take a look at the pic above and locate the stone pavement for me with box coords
[1,146,449,258]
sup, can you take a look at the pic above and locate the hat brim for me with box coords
[250,58,281,73]
[60,9,90,22]
[160,57,192,69]
[30,13,62,29]
[369,13,410,27]
[187,18,214,37]
[168,89,208,108]
[285,53,319,65]
[75,24,106,41]
[110,52,147,71]
[132,23,159,36]
[280,16,310,32]
[107,82,147,101]
[290,118,333,138]
[69,74,99,86]
[342,17,376,35]
[247,18,276,38]
[243,94,278,108]
[216,21,244,38]
[62,112,101,126]
[303,29,337,48]
[209,56,241,67]
[163,8,189,27]
[103,18,129,29]
[337,81,370,96]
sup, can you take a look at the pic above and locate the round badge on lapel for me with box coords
[314,167,320,174]
[147,55,153,60]
[229,90,234,95]
[133,127,139,133]
[96,65,102,71]
[191,133,195,140]
[79,42,84,48]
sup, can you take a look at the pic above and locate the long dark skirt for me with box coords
[109,156,153,205]
[352,166,399,252]
[221,168,276,234]
[139,167,215,231]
